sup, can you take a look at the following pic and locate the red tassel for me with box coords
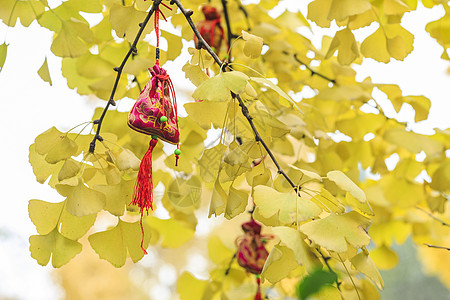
[254,275,262,300]
[131,137,158,254]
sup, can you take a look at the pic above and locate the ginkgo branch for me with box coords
[415,206,450,227]
[173,0,299,191]
[424,244,450,251]
[316,248,342,291]
[220,0,237,49]
[89,0,163,153]
[291,53,337,85]
[231,0,336,85]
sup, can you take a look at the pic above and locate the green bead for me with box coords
[160,116,168,122]
[174,149,181,155]
[151,135,158,140]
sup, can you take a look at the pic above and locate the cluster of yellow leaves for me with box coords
[1,0,448,298]
[308,0,417,64]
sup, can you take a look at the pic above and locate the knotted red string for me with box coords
[153,0,179,165]
[254,275,262,300]
[131,138,158,254]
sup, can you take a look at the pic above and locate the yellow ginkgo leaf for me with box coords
[351,251,384,289]
[58,158,81,181]
[182,63,210,87]
[383,127,443,156]
[327,170,366,203]
[225,187,248,219]
[94,180,134,216]
[209,180,227,217]
[161,30,182,61]
[272,226,321,272]
[403,95,431,122]
[253,185,322,225]
[308,0,372,27]
[109,4,152,42]
[325,28,359,65]
[275,10,310,30]
[360,24,414,63]
[177,272,208,300]
[0,43,7,72]
[37,57,52,85]
[369,219,411,247]
[383,0,410,16]
[188,47,214,68]
[56,179,106,217]
[89,219,151,267]
[51,19,93,58]
[426,13,450,47]
[261,244,299,284]
[370,245,399,270]
[29,200,65,235]
[115,149,140,171]
[30,229,82,268]
[300,211,371,253]
[192,71,249,102]
[242,30,264,58]
[0,0,45,27]
[167,176,202,214]
[146,216,195,248]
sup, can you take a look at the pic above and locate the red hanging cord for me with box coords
[131,137,158,254]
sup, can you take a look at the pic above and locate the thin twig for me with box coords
[232,0,335,85]
[225,252,237,275]
[235,0,251,30]
[233,93,298,190]
[220,0,237,49]
[89,0,163,153]
[173,0,298,191]
[291,53,337,85]
[316,248,341,291]
[415,206,450,227]
[424,244,450,251]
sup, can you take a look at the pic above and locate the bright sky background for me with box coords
[0,1,449,299]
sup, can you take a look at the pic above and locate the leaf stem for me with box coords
[89,0,163,153]
[338,253,361,300]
